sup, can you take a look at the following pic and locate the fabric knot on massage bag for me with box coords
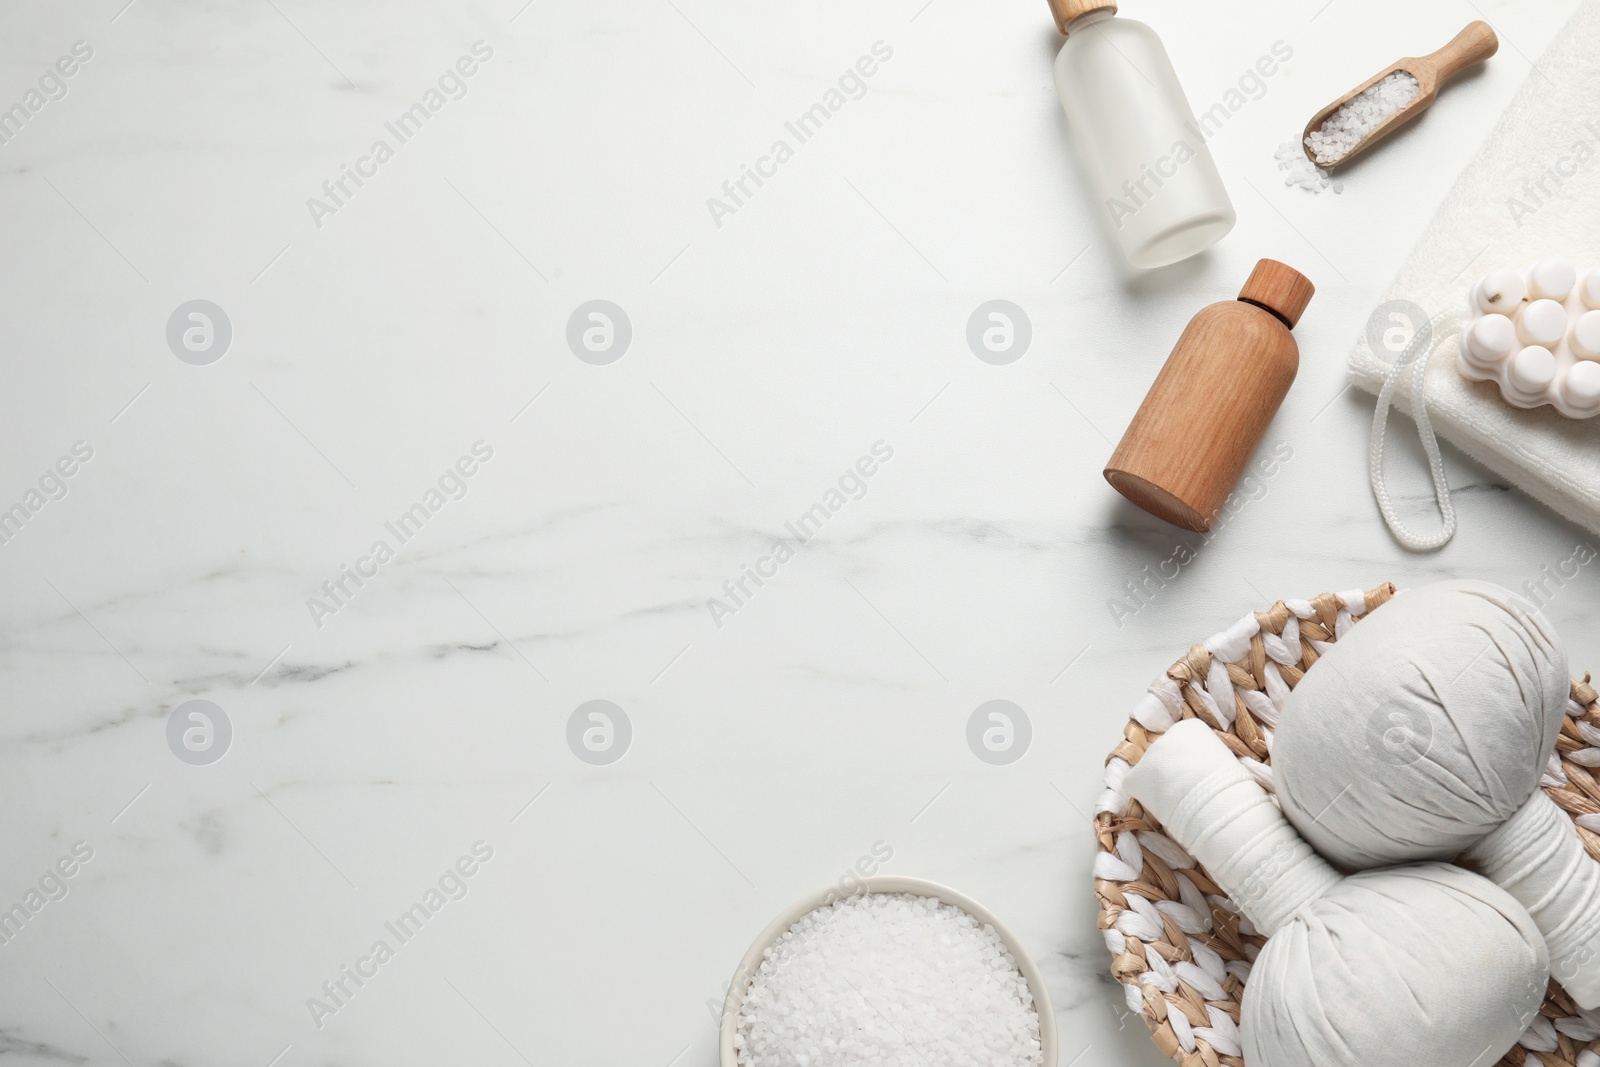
[1270,579,1600,1006]
[1127,720,1549,1067]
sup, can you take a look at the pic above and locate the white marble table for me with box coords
[1,0,1592,1064]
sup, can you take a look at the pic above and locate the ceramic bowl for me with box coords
[718,874,1057,1066]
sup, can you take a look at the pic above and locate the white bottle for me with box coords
[1049,0,1236,269]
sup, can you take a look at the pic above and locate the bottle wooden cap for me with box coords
[1238,259,1315,329]
[1047,0,1117,34]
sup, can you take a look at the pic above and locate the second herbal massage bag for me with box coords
[1271,580,1600,1006]
[1127,719,1549,1067]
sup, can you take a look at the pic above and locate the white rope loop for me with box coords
[1369,309,1464,552]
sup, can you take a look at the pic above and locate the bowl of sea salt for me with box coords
[721,876,1055,1067]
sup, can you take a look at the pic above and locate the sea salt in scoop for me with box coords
[1305,71,1420,165]
[731,890,1045,1067]
[1302,21,1497,168]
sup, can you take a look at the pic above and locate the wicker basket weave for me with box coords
[1094,583,1600,1067]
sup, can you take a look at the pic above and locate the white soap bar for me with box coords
[1460,260,1600,418]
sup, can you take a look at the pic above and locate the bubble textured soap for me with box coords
[1459,261,1600,419]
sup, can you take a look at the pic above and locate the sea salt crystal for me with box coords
[1304,70,1421,165]
[1275,142,1342,195]
[735,892,1043,1067]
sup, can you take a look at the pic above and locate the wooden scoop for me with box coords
[1301,20,1498,169]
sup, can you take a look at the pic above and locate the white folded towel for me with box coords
[1350,0,1600,536]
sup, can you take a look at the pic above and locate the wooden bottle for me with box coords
[1105,260,1313,531]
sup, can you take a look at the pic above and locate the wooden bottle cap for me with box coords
[1238,259,1315,328]
[1047,0,1117,35]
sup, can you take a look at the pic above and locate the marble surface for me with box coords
[0,0,1594,1064]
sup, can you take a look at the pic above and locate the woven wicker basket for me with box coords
[1094,583,1600,1067]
